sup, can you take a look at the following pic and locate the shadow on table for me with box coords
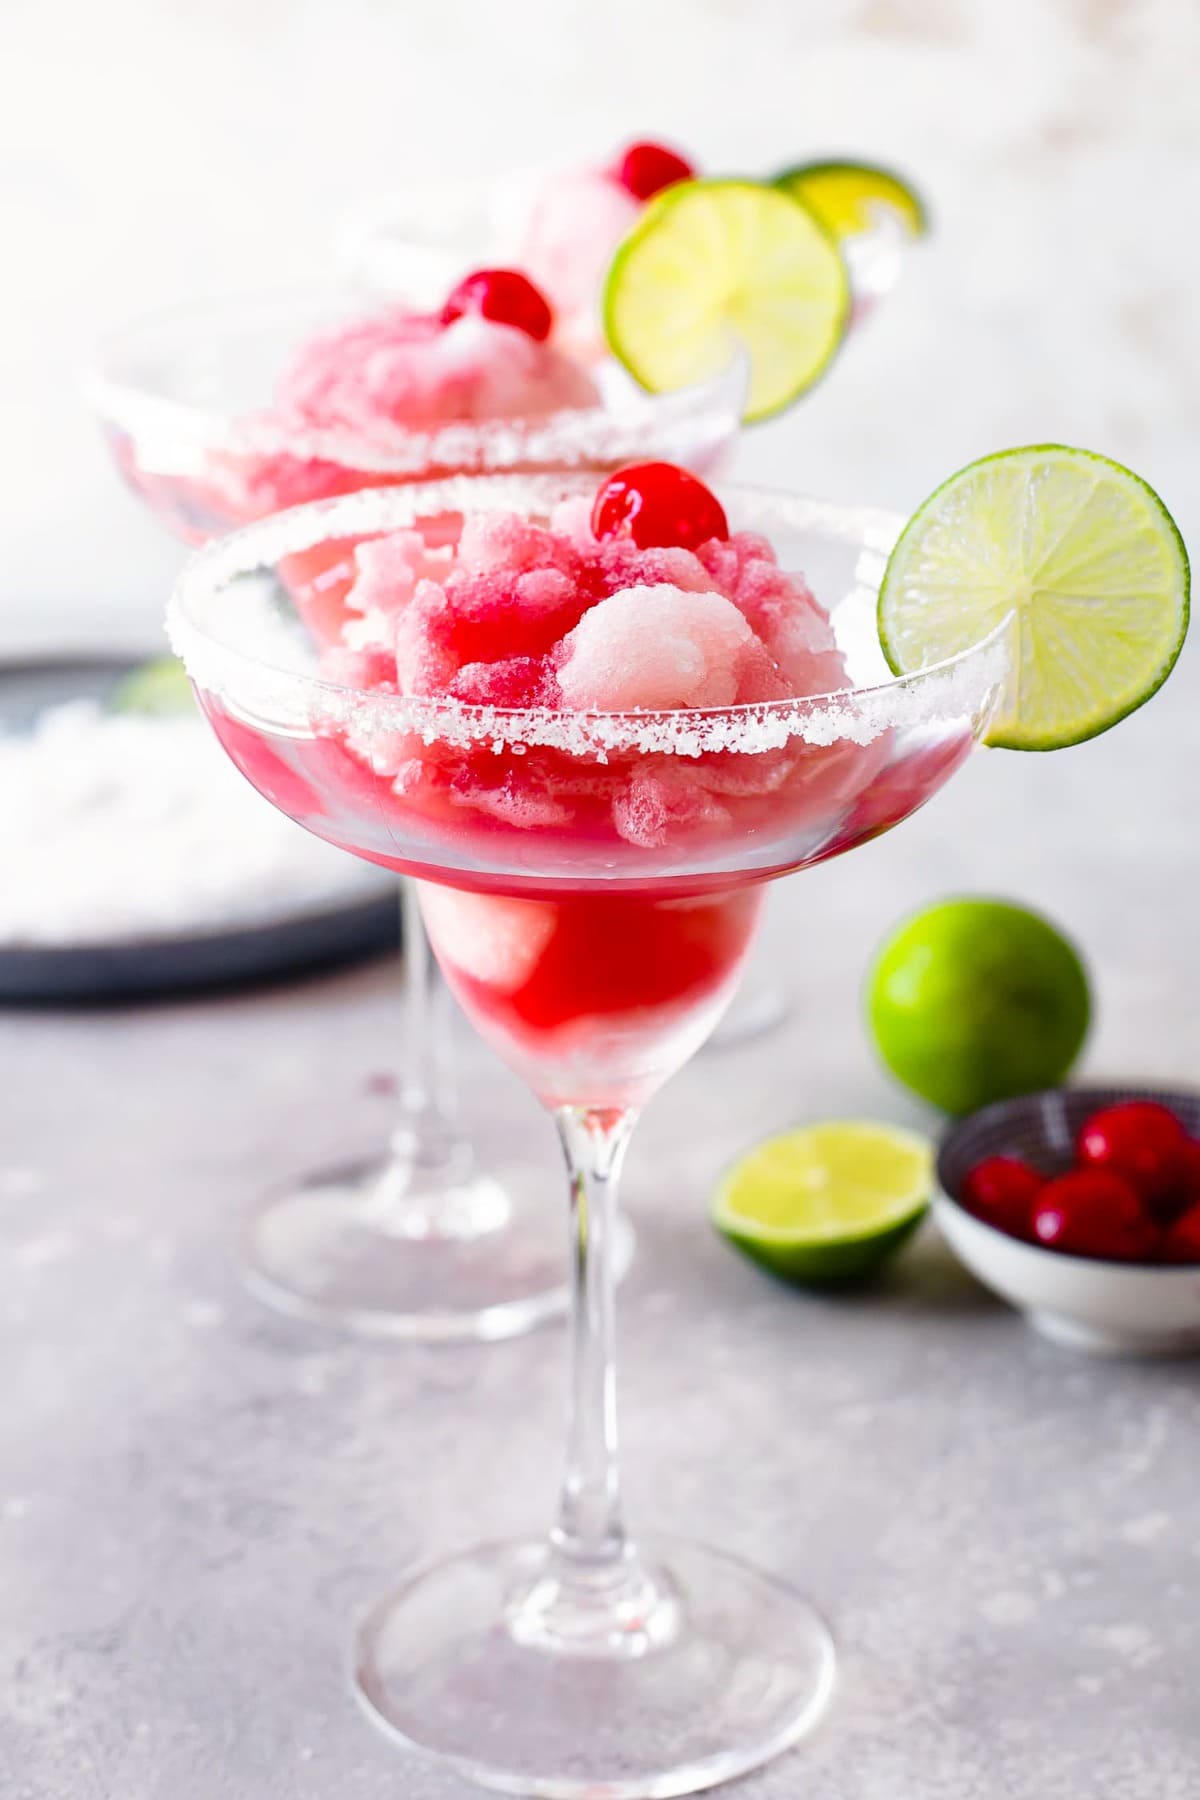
[871,1221,1004,1319]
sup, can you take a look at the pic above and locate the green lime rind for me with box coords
[109,656,195,716]
[602,177,851,425]
[774,158,930,238]
[711,1121,932,1288]
[877,444,1190,752]
[866,897,1092,1116]
[718,1209,925,1287]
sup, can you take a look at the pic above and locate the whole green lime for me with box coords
[866,899,1091,1115]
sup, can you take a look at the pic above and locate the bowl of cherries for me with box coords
[935,1086,1200,1354]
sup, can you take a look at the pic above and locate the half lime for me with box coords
[712,1121,933,1286]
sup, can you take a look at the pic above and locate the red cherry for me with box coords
[591,461,729,551]
[1076,1101,1186,1206]
[440,268,554,342]
[1163,1201,1200,1264]
[612,140,696,201]
[1173,1137,1200,1203]
[1148,1136,1200,1227]
[961,1156,1043,1237]
[1032,1169,1159,1261]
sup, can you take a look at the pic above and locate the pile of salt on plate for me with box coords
[0,700,383,946]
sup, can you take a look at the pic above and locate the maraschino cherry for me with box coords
[959,1099,1200,1263]
[1076,1100,1186,1207]
[1163,1201,1200,1263]
[1173,1137,1200,1209]
[612,140,695,201]
[961,1156,1043,1237]
[1031,1169,1158,1260]
[441,268,554,342]
[591,461,729,552]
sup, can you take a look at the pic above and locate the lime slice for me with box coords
[712,1121,932,1286]
[775,159,928,240]
[878,445,1190,751]
[110,656,195,716]
[603,178,850,423]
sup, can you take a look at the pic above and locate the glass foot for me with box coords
[241,1158,635,1342]
[354,1537,835,1797]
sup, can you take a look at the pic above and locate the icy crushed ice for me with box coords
[168,474,1007,761]
[557,586,762,711]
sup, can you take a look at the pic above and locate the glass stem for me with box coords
[389,881,467,1178]
[508,1105,676,1655]
[361,884,511,1241]
[552,1105,636,1567]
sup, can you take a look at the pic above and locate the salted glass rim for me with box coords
[166,472,1011,758]
[84,285,749,478]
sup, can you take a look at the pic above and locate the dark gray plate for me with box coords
[0,656,399,1004]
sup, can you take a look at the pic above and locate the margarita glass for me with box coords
[89,291,743,1340]
[167,471,1007,1796]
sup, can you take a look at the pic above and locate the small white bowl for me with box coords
[936,1084,1200,1355]
[934,1193,1200,1354]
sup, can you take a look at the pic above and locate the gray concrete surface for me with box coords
[3,665,1197,1798]
[6,2,1199,1787]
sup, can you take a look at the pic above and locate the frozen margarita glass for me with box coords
[186,464,999,1107]
[169,438,1186,1794]
[169,461,1007,1793]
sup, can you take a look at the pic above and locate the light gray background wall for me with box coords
[3,0,1198,650]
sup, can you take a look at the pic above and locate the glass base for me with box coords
[354,1537,835,1797]
[241,1157,635,1342]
